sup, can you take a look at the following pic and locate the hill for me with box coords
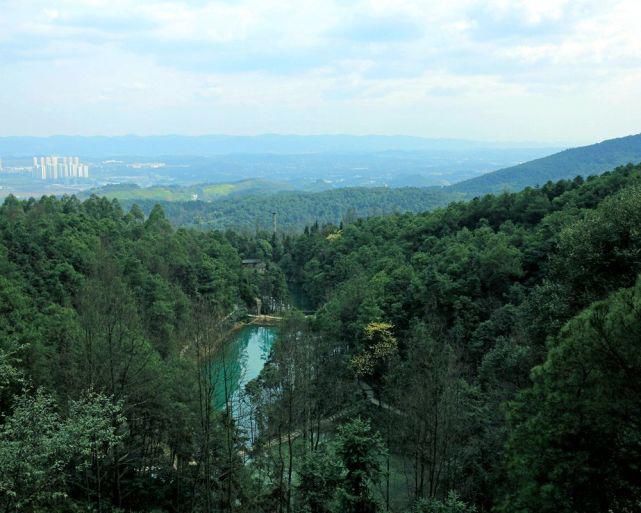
[450,132,641,194]
[121,186,461,232]
[279,162,641,512]
[80,178,299,202]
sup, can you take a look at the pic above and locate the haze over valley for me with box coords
[0,135,559,200]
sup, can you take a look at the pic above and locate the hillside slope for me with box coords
[123,186,460,232]
[450,132,641,194]
[81,178,298,202]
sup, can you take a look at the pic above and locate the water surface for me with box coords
[210,325,277,412]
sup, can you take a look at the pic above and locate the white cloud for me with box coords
[0,0,640,142]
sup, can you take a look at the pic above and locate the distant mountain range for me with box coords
[0,134,555,157]
[450,133,641,194]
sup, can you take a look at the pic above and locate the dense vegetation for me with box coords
[1,162,641,512]
[124,187,459,233]
[80,179,301,203]
[0,196,287,512]
[451,132,641,194]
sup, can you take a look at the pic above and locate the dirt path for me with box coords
[358,381,405,416]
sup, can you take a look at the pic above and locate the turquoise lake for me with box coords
[210,325,277,412]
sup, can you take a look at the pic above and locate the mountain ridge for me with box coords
[449,132,641,194]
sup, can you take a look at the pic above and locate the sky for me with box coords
[1,0,641,144]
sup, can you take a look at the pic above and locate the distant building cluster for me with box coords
[33,156,90,180]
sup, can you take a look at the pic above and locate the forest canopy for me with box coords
[1,162,641,512]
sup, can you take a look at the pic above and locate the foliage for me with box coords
[408,491,477,513]
[0,194,287,512]
[0,389,123,513]
[123,186,459,233]
[295,447,343,513]
[276,162,641,511]
[334,418,386,513]
[2,161,641,512]
[350,322,397,377]
[500,277,641,513]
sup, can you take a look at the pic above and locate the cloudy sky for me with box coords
[1,0,640,143]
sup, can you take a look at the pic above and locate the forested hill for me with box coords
[450,132,641,194]
[279,162,641,512]
[123,186,460,232]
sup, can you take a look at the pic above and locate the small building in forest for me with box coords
[241,258,267,273]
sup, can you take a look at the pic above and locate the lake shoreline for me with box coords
[225,314,281,338]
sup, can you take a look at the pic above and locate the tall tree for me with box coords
[335,418,386,513]
[501,277,641,513]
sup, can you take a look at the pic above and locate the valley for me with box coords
[2,161,641,512]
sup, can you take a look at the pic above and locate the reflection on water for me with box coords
[210,325,277,413]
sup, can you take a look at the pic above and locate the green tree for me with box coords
[335,418,386,513]
[0,389,123,513]
[501,277,641,513]
[407,491,476,513]
[295,446,342,513]
[385,323,468,501]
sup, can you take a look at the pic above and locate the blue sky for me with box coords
[1,0,640,144]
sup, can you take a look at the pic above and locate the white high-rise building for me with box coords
[32,156,90,180]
